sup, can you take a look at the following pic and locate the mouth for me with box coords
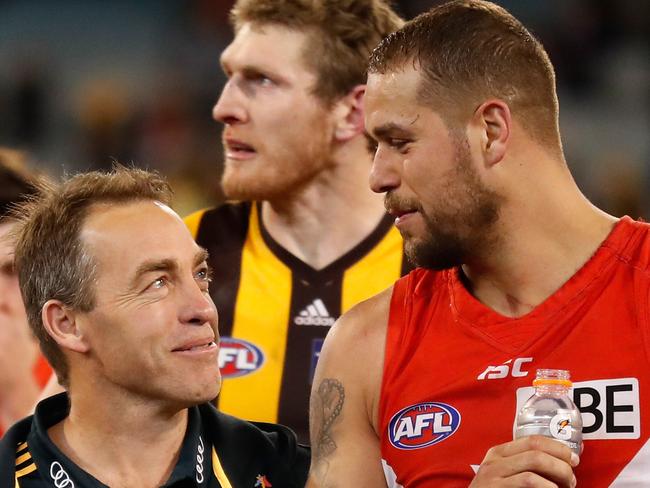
[224,137,256,160]
[387,207,418,224]
[172,340,218,354]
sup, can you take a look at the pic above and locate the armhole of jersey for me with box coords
[212,447,234,488]
[378,275,411,435]
[184,208,209,239]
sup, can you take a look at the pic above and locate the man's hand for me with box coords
[470,436,579,487]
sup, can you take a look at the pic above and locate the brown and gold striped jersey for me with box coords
[185,202,408,442]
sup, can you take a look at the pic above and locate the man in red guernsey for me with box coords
[307,1,649,487]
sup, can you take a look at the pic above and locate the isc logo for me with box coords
[477,357,533,380]
[388,402,461,450]
[218,337,265,378]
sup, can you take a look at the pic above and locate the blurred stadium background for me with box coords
[0,0,647,218]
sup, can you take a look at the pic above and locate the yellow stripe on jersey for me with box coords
[342,226,403,313]
[15,451,31,465]
[16,442,27,452]
[185,208,208,239]
[217,204,292,423]
[212,448,234,488]
[15,462,37,478]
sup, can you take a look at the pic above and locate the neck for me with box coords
[263,144,385,270]
[462,158,617,318]
[49,385,188,486]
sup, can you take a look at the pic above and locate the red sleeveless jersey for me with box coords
[379,217,650,487]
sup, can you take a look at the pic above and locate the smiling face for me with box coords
[365,66,502,269]
[75,200,220,407]
[213,23,337,201]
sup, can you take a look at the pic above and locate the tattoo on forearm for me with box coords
[310,378,345,483]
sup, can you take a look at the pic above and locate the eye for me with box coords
[195,266,213,290]
[255,75,273,87]
[245,71,274,87]
[389,138,409,151]
[150,276,168,290]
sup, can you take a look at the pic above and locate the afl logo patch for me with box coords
[218,337,264,378]
[388,402,461,450]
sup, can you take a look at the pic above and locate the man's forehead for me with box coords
[221,22,309,71]
[366,70,422,126]
[367,67,421,100]
[81,201,181,249]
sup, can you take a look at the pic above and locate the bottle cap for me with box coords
[532,378,572,387]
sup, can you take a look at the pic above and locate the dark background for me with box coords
[0,0,648,217]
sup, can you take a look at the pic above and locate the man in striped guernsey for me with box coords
[0,167,308,487]
[186,0,407,444]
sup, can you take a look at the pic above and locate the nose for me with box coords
[369,146,401,194]
[212,78,247,126]
[179,280,219,330]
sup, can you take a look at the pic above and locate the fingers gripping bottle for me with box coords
[515,369,583,455]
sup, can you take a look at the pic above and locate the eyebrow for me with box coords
[370,122,412,140]
[130,248,210,288]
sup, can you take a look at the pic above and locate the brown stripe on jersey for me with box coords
[260,210,400,442]
[193,202,252,339]
[277,271,343,442]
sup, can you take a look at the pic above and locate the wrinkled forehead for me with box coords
[80,200,191,270]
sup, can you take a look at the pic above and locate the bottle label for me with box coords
[549,413,573,441]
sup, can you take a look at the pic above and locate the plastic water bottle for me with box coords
[514,369,582,455]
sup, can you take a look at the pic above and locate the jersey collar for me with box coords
[28,393,211,487]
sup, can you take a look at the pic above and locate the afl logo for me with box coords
[388,402,461,450]
[218,337,264,378]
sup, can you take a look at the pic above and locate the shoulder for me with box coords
[184,201,253,242]
[314,286,394,427]
[0,416,33,482]
[324,285,394,359]
[618,218,650,272]
[199,404,309,486]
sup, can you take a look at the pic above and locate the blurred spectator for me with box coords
[0,148,52,438]
[0,0,647,216]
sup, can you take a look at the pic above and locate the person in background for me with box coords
[185,0,407,443]
[0,149,52,438]
[308,1,649,486]
[0,166,308,487]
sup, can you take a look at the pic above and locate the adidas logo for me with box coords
[294,299,335,326]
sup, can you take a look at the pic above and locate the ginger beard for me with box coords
[220,123,332,202]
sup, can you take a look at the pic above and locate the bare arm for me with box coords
[307,289,392,488]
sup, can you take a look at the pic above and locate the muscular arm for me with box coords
[307,288,392,488]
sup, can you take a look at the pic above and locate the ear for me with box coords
[472,99,511,167]
[333,84,366,142]
[42,300,91,353]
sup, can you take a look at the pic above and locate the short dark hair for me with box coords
[369,0,561,150]
[13,165,173,387]
[231,0,404,104]
[0,148,38,221]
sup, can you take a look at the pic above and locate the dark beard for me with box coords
[404,140,502,270]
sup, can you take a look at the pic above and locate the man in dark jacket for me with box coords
[0,166,308,487]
